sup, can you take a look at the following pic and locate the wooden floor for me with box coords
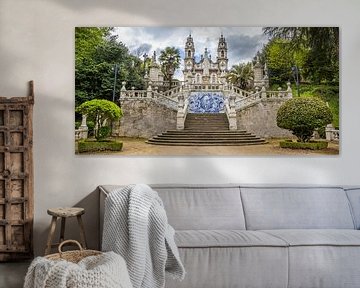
[0,261,30,288]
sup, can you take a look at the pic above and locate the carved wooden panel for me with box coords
[0,81,34,261]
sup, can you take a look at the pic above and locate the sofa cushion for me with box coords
[261,229,360,288]
[345,188,360,229]
[262,229,360,246]
[153,185,246,230]
[175,230,288,248]
[165,246,288,288]
[241,186,355,230]
[287,246,360,288]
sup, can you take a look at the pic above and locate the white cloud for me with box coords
[113,27,268,80]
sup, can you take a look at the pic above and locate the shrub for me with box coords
[279,140,328,150]
[98,126,111,140]
[76,99,122,140]
[78,140,123,153]
[75,121,81,129]
[277,97,332,142]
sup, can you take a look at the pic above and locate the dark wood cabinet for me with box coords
[0,81,34,261]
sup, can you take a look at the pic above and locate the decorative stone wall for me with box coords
[236,99,293,138]
[112,99,177,138]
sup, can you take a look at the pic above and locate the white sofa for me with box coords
[99,184,360,288]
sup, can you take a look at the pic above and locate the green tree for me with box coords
[75,29,146,106]
[263,27,339,84]
[159,47,181,89]
[227,62,254,89]
[76,99,123,140]
[257,38,307,85]
[277,97,333,142]
[75,27,111,66]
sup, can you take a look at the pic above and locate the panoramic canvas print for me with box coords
[75,27,339,156]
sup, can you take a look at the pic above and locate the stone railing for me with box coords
[75,115,88,140]
[229,85,252,98]
[224,95,237,130]
[120,89,148,98]
[234,84,293,111]
[153,92,179,110]
[187,83,225,91]
[163,85,183,98]
[325,124,340,142]
[176,94,189,130]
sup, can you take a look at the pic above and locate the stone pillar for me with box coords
[325,124,334,141]
[176,94,185,130]
[228,94,237,130]
[120,81,127,98]
[261,86,267,98]
[253,57,263,88]
[147,82,153,98]
[286,82,293,98]
[78,114,88,139]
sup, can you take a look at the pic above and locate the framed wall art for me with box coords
[74,26,339,156]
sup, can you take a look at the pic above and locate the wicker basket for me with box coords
[45,240,102,263]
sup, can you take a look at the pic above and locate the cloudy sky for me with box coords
[113,27,269,79]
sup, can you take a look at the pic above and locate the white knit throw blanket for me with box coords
[102,184,185,288]
[24,251,133,288]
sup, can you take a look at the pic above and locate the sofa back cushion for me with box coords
[345,188,360,229]
[153,185,246,230]
[240,186,355,230]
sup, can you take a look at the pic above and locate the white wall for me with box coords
[1,0,359,256]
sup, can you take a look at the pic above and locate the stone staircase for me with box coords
[147,113,266,146]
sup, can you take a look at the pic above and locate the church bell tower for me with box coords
[184,34,195,82]
[217,34,228,72]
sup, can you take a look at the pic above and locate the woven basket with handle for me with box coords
[45,240,102,263]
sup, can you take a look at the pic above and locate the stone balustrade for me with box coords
[176,94,189,130]
[325,124,340,142]
[120,89,148,98]
[224,94,237,130]
[119,81,293,131]
[75,114,88,140]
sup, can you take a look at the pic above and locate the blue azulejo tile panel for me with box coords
[188,92,225,113]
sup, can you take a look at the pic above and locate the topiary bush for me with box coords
[277,97,332,142]
[76,99,122,140]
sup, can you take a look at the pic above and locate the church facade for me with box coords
[147,34,269,89]
[183,34,229,85]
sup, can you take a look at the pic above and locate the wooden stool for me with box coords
[45,207,87,255]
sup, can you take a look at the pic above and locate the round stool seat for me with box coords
[47,207,85,218]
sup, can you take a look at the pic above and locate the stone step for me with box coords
[185,113,229,131]
[153,136,259,141]
[147,112,265,146]
[165,131,250,135]
[146,139,266,146]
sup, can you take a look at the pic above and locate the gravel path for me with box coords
[77,138,339,156]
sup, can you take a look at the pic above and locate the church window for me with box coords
[188,50,191,57]
[221,51,224,58]
[196,74,201,83]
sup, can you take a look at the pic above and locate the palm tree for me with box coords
[227,62,254,90]
[159,47,181,89]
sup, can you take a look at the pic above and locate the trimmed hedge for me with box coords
[279,140,328,150]
[78,140,123,153]
[277,97,332,142]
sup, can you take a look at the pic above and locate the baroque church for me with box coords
[183,34,229,85]
[146,34,269,89]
